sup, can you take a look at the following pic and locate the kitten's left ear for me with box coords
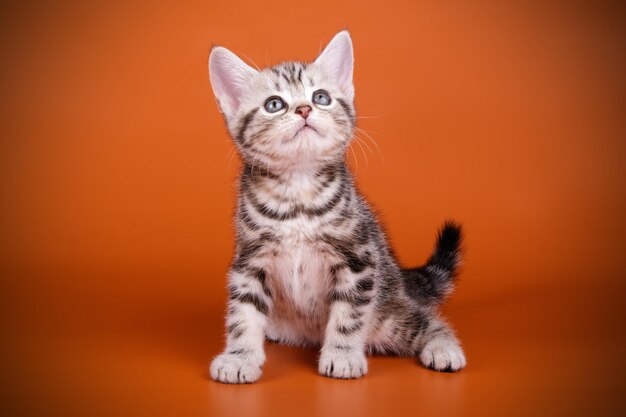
[315,31,354,100]
[209,46,258,119]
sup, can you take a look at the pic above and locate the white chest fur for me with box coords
[263,230,334,345]
[240,169,349,345]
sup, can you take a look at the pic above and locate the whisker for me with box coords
[348,144,359,177]
[354,126,385,164]
[240,53,262,71]
[226,145,239,171]
[331,124,383,170]
[352,136,369,171]
[354,134,374,155]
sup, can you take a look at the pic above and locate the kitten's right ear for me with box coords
[315,31,354,100]
[209,46,258,119]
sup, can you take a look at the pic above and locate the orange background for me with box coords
[1,1,625,416]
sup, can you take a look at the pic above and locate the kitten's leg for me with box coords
[319,266,375,379]
[210,267,271,384]
[417,317,466,372]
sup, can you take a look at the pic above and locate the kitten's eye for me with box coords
[312,90,331,106]
[264,96,286,113]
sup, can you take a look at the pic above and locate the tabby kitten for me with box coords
[208,31,466,383]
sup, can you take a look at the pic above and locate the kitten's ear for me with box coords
[314,31,354,100]
[209,46,258,118]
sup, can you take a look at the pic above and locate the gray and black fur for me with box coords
[208,31,466,383]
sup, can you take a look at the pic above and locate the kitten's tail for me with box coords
[403,221,463,306]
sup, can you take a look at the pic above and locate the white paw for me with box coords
[420,339,466,372]
[210,353,262,384]
[319,348,368,379]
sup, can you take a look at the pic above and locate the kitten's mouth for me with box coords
[284,121,319,143]
[295,123,318,136]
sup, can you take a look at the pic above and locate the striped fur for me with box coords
[209,31,465,384]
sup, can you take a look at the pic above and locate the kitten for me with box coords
[208,31,466,383]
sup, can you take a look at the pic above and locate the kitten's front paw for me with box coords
[420,339,466,372]
[210,353,262,384]
[319,348,368,379]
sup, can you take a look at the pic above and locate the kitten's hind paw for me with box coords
[419,339,466,372]
[210,353,262,384]
[319,348,368,379]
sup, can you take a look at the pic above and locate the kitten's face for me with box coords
[209,31,355,171]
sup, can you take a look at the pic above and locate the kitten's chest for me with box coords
[266,236,333,316]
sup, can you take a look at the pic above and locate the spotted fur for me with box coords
[208,31,466,384]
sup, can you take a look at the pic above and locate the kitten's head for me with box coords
[209,31,355,171]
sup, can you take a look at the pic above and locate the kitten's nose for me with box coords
[295,105,312,119]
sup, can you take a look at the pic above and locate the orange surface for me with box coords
[1,1,625,416]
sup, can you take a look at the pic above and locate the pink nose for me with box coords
[295,105,312,119]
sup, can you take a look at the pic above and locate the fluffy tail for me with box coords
[403,221,463,306]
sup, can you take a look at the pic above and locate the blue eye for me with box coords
[312,90,331,106]
[264,96,286,113]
